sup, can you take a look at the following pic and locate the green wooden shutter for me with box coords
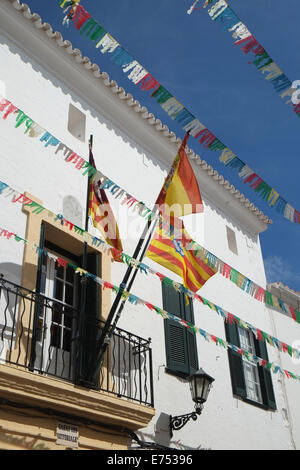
[165,319,190,374]
[162,282,182,317]
[163,284,198,376]
[163,283,188,374]
[35,223,46,294]
[256,339,276,410]
[186,329,198,374]
[77,252,100,385]
[225,321,247,398]
[182,295,199,374]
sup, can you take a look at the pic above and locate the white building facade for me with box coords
[0,0,299,450]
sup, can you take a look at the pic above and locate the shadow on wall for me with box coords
[0,263,23,361]
[0,262,40,363]
[63,195,83,228]
[0,261,39,293]
[0,262,22,286]
[153,412,172,447]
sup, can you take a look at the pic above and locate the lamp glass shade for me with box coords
[189,369,215,405]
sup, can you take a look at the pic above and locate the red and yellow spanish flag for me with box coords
[155,133,203,217]
[146,219,216,293]
[88,150,123,252]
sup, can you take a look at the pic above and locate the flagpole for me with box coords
[76,134,93,385]
[86,134,189,382]
[87,212,158,382]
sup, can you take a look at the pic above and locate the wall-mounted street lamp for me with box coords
[169,368,215,438]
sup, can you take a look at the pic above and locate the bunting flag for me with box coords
[88,148,123,251]
[0,95,298,321]
[60,0,80,7]
[199,1,299,120]
[1,175,298,329]
[1,196,300,361]
[57,1,300,224]
[146,218,215,292]
[1,229,300,382]
[155,133,203,217]
[0,96,161,225]
[0,91,299,321]
[1,176,300,338]
[187,1,201,15]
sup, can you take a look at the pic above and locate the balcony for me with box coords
[0,276,154,408]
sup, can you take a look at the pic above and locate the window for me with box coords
[226,226,238,255]
[68,103,86,142]
[41,247,78,353]
[238,327,263,403]
[225,320,276,409]
[31,223,100,384]
[162,283,198,377]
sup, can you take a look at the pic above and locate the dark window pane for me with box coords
[56,265,64,280]
[63,308,73,328]
[65,284,74,306]
[54,280,63,302]
[51,324,61,348]
[52,305,63,324]
[66,265,74,284]
[63,328,72,352]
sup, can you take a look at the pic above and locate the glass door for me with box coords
[34,251,78,381]
[238,327,263,404]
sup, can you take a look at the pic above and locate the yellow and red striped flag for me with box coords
[146,219,216,293]
[156,133,203,217]
[88,150,123,252]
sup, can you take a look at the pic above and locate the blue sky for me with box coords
[23,0,300,291]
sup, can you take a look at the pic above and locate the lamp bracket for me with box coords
[169,406,202,438]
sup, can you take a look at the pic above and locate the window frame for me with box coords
[237,326,263,405]
[225,320,277,411]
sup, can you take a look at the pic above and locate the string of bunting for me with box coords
[58,0,300,225]
[0,95,299,323]
[1,218,300,363]
[0,96,161,225]
[200,1,300,122]
[0,226,299,382]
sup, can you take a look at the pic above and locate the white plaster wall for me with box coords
[265,307,300,450]
[0,4,299,450]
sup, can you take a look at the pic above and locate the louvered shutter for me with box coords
[256,339,276,410]
[29,223,46,371]
[186,329,198,373]
[163,284,198,376]
[165,319,190,374]
[225,320,247,398]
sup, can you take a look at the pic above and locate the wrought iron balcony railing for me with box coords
[0,276,154,407]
